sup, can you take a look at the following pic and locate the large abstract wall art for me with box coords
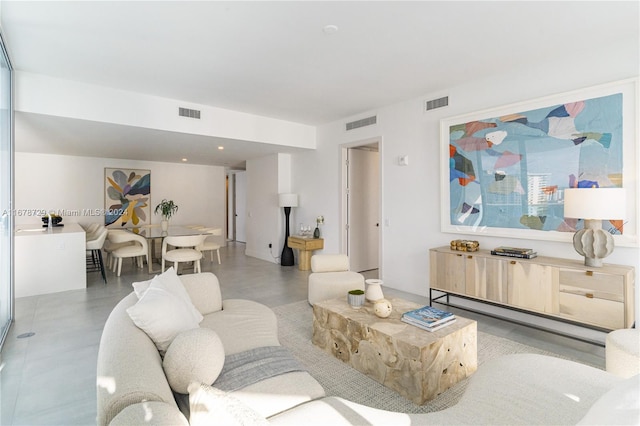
[440,79,638,246]
[104,168,151,227]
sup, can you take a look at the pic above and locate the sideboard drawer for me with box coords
[558,269,624,302]
[558,292,624,329]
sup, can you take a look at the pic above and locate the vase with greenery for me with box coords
[314,215,324,238]
[347,289,365,308]
[154,199,178,231]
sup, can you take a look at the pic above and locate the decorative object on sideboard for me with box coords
[450,239,479,252]
[279,193,298,266]
[365,279,384,302]
[373,299,393,318]
[155,199,179,231]
[314,215,324,238]
[347,289,365,309]
[563,187,626,267]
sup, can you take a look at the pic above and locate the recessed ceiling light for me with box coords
[181,158,188,162]
[323,24,339,35]
[218,146,224,150]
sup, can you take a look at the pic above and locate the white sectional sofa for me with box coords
[96,271,639,425]
[96,270,325,425]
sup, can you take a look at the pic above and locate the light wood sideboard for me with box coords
[429,246,635,330]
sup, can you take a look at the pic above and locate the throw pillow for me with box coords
[133,267,203,324]
[156,267,204,323]
[187,382,268,426]
[132,278,153,299]
[126,285,201,352]
[163,328,225,394]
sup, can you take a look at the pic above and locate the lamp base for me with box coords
[281,205,294,266]
[573,219,614,268]
[281,246,294,266]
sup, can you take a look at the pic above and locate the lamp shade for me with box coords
[564,188,626,220]
[278,193,298,208]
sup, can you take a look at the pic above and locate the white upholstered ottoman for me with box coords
[606,328,640,378]
[308,254,364,305]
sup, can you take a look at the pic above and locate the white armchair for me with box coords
[308,254,365,305]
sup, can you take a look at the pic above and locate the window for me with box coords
[0,30,13,350]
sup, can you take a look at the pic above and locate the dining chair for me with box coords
[162,234,207,274]
[103,229,134,270]
[85,226,108,283]
[107,231,148,277]
[197,227,223,264]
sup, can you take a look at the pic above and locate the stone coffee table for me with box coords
[312,297,477,405]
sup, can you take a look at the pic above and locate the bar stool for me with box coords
[86,226,108,283]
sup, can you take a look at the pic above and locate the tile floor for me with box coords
[0,242,605,425]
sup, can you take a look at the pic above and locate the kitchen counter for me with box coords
[15,223,87,297]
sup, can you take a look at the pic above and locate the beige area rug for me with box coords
[273,300,584,414]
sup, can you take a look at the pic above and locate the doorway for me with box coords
[342,139,381,276]
[226,171,247,243]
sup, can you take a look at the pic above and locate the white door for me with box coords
[348,147,379,272]
[234,171,247,243]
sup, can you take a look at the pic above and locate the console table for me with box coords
[429,246,635,331]
[287,236,324,270]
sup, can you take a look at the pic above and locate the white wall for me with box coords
[245,155,279,263]
[296,39,640,323]
[15,152,226,238]
[244,153,295,264]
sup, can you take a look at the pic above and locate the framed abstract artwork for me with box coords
[440,78,638,246]
[104,168,151,227]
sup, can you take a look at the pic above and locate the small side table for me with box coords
[287,236,324,271]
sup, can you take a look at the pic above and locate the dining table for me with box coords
[126,225,205,273]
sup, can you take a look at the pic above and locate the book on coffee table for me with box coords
[402,305,455,327]
[401,315,457,332]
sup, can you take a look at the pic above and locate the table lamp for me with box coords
[563,187,626,267]
[279,193,298,266]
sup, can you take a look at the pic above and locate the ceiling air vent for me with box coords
[346,115,377,131]
[425,96,449,111]
[179,107,201,119]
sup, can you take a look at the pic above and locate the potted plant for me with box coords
[154,199,178,231]
[347,289,365,309]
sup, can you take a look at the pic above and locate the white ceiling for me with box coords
[2,1,638,167]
